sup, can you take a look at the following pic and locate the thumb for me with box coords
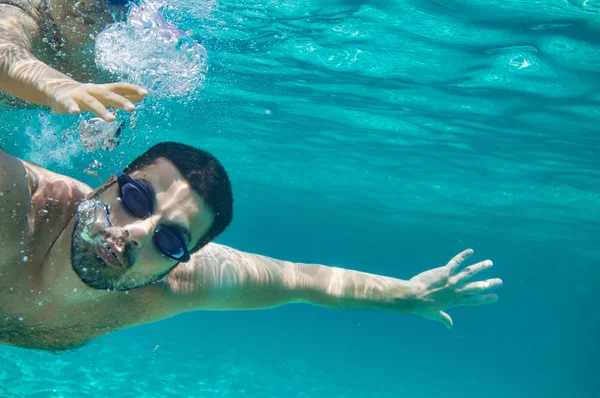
[65,99,80,114]
[50,89,80,114]
[51,98,80,114]
[438,311,453,329]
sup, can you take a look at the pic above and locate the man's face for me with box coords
[71,158,214,290]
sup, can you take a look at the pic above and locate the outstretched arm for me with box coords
[0,4,146,121]
[159,243,502,328]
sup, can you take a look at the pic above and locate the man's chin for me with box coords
[72,222,120,290]
[72,260,119,290]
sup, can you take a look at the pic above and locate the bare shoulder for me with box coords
[128,246,225,319]
[0,148,32,253]
[0,149,91,260]
[24,160,91,202]
[116,281,184,328]
[161,244,235,292]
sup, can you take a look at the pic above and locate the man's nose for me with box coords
[122,217,156,248]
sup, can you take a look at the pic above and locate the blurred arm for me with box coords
[0,4,146,121]
[0,4,76,106]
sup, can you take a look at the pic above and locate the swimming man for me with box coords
[0,0,146,120]
[0,142,502,352]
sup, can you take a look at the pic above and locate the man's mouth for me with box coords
[95,239,122,267]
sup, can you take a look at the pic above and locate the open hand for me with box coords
[409,249,502,328]
[50,82,148,122]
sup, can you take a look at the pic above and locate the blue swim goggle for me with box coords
[114,171,191,263]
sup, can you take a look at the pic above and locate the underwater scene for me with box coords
[0,0,598,397]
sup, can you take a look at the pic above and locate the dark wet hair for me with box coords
[124,142,233,254]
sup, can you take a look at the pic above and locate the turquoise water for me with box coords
[1,0,599,396]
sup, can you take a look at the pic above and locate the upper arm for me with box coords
[0,148,33,256]
[0,4,38,48]
[0,4,39,89]
[144,243,303,315]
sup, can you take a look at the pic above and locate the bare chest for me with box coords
[0,170,105,350]
[0,287,143,351]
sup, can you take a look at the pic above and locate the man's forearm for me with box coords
[0,42,76,106]
[163,243,417,313]
[296,261,417,312]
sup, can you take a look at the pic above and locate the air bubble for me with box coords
[95,3,207,99]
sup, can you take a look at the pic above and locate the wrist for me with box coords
[38,76,79,106]
[338,275,419,313]
[380,279,420,313]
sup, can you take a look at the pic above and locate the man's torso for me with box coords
[0,152,166,351]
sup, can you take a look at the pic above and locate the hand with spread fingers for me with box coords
[0,1,150,121]
[408,249,503,328]
[51,82,148,122]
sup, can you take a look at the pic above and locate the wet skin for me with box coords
[0,149,502,352]
[0,152,213,350]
